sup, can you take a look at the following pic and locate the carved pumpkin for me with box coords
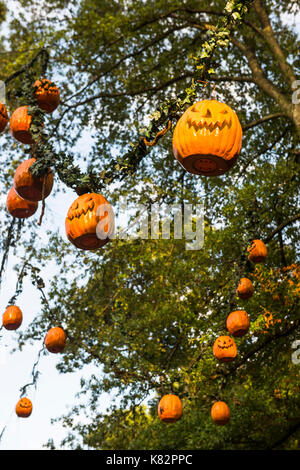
[0,102,9,133]
[6,187,38,219]
[226,310,250,337]
[45,326,66,353]
[34,78,60,113]
[213,335,237,362]
[158,394,183,423]
[248,239,267,263]
[172,99,242,176]
[2,306,23,330]
[65,193,114,250]
[9,106,35,144]
[14,158,54,202]
[236,277,254,300]
[16,397,32,418]
[211,401,230,425]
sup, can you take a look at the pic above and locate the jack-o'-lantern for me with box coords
[0,102,9,133]
[248,239,267,263]
[211,401,230,425]
[14,158,54,202]
[65,193,114,250]
[2,305,23,330]
[16,398,32,418]
[172,99,242,176]
[213,335,237,362]
[34,78,60,113]
[9,106,35,144]
[6,187,38,219]
[45,326,66,353]
[236,277,254,300]
[226,310,250,337]
[158,394,183,423]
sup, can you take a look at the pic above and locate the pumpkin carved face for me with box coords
[14,158,54,202]
[173,99,242,176]
[213,336,237,362]
[65,193,114,250]
[16,398,32,418]
[0,102,8,133]
[226,310,250,337]
[248,239,267,263]
[45,326,66,353]
[211,401,230,425]
[2,305,23,330]
[236,277,254,300]
[9,106,35,145]
[6,187,38,219]
[158,394,183,423]
[34,79,60,113]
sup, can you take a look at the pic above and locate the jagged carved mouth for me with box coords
[217,343,234,349]
[187,117,232,132]
[67,198,95,221]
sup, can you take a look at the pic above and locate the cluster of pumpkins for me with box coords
[157,239,268,426]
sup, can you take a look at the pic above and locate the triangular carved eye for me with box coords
[204,109,212,117]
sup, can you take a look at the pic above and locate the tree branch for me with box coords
[264,214,300,243]
[243,112,287,130]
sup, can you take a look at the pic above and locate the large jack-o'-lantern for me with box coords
[173,99,242,176]
[14,158,54,202]
[2,305,23,330]
[211,401,230,425]
[45,326,66,353]
[248,239,267,263]
[236,277,254,300]
[6,187,38,219]
[226,310,250,337]
[213,335,237,363]
[16,397,33,418]
[158,394,183,423]
[65,192,114,250]
[34,78,60,113]
[9,106,35,144]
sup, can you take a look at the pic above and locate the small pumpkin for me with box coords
[226,310,250,337]
[6,187,38,219]
[248,239,267,263]
[172,99,242,176]
[236,277,254,300]
[16,397,32,418]
[14,158,54,202]
[34,78,60,113]
[45,326,66,353]
[213,335,237,363]
[158,394,183,423]
[2,305,23,330]
[9,106,35,144]
[0,102,9,133]
[65,192,114,250]
[211,401,230,425]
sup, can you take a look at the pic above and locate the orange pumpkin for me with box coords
[14,158,54,202]
[45,326,66,353]
[65,193,114,250]
[2,305,23,330]
[248,239,267,263]
[213,335,237,362]
[172,99,242,176]
[236,277,254,300]
[15,397,32,418]
[211,401,230,425]
[9,106,35,144]
[226,310,250,337]
[0,102,9,133]
[158,394,183,423]
[6,187,38,219]
[34,78,60,113]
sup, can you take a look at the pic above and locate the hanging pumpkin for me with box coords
[6,187,38,219]
[158,394,183,423]
[34,78,60,113]
[236,277,254,300]
[211,401,230,425]
[226,310,250,337]
[45,326,66,353]
[0,102,9,133]
[15,397,32,418]
[248,239,267,263]
[2,306,23,330]
[9,106,35,144]
[14,158,54,202]
[213,335,237,362]
[65,192,114,250]
[172,99,242,176]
